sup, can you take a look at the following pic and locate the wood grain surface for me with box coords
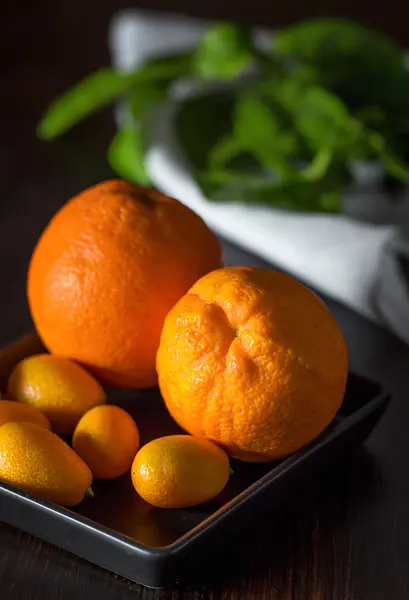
[1,2,409,598]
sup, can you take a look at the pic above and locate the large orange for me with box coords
[157,266,348,461]
[27,180,222,388]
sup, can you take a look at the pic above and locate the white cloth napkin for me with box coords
[109,9,401,323]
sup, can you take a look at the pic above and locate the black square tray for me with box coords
[0,334,390,588]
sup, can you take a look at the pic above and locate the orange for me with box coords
[7,354,106,434]
[131,435,230,508]
[27,180,222,388]
[157,266,348,461]
[0,421,92,506]
[0,399,50,430]
[73,405,140,479]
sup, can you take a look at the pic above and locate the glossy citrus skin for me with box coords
[157,266,348,461]
[0,399,50,430]
[131,435,230,508]
[27,180,222,388]
[73,405,140,479]
[7,354,106,434]
[0,421,92,506]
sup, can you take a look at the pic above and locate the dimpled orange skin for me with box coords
[7,354,106,434]
[131,435,230,508]
[0,400,51,430]
[73,405,140,479]
[27,180,222,389]
[157,266,348,461]
[0,421,92,507]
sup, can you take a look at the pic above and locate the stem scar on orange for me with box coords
[157,266,348,461]
[27,180,222,388]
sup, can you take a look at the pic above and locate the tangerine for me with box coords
[73,405,140,479]
[0,399,50,430]
[7,354,106,434]
[0,421,92,506]
[131,435,230,508]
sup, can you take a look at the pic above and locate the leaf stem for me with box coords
[84,486,94,499]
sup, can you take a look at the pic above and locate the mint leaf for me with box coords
[38,69,139,140]
[275,19,373,62]
[209,136,243,169]
[256,78,364,158]
[176,92,235,171]
[211,85,358,183]
[289,86,362,153]
[108,126,150,185]
[113,84,169,185]
[210,94,300,180]
[198,167,344,212]
[300,149,332,181]
[275,18,409,114]
[38,53,191,140]
[235,94,300,162]
[369,132,409,183]
[129,83,168,122]
[193,23,255,80]
[136,52,192,80]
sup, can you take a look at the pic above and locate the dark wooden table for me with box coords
[2,4,409,599]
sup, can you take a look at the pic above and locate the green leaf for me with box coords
[256,78,364,157]
[197,136,349,211]
[382,152,409,183]
[137,52,192,80]
[211,85,361,184]
[193,22,255,80]
[198,167,344,212]
[276,19,373,62]
[369,132,409,183]
[300,149,332,181]
[109,78,170,184]
[129,83,168,122]
[38,53,192,140]
[38,69,139,140]
[176,92,236,171]
[253,50,284,77]
[291,86,362,153]
[235,94,299,156]
[209,135,244,169]
[108,126,150,185]
[275,18,409,114]
[208,93,300,181]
